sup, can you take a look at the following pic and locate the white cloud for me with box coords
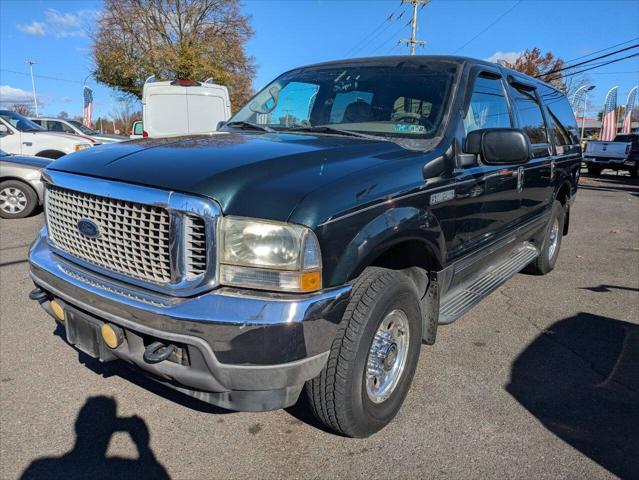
[486,51,522,65]
[45,9,81,28]
[17,21,46,36]
[57,30,86,38]
[0,85,38,106]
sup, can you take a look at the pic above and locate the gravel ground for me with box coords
[1,172,637,480]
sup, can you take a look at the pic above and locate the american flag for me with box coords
[600,86,618,141]
[622,86,637,134]
[83,85,93,128]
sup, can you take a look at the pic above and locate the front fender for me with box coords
[324,206,445,286]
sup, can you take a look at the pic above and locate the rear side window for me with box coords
[464,75,512,133]
[510,84,549,152]
[540,87,579,146]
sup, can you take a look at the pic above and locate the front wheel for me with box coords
[306,267,422,437]
[0,180,38,219]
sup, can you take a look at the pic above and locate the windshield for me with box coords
[0,111,44,132]
[227,62,458,141]
[68,120,97,135]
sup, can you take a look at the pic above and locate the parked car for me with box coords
[0,110,92,159]
[0,149,50,218]
[130,120,143,139]
[28,56,580,437]
[583,133,639,177]
[30,117,126,144]
[141,78,231,138]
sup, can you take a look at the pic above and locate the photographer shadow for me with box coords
[20,396,169,480]
[507,313,638,479]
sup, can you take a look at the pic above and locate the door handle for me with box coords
[22,142,32,147]
[516,167,525,192]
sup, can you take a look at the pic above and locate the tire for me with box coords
[0,180,38,219]
[35,150,65,159]
[306,267,422,437]
[630,165,639,179]
[524,200,565,275]
[587,164,601,177]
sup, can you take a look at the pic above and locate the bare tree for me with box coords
[10,104,34,116]
[109,99,142,134]
[92,0,255,109]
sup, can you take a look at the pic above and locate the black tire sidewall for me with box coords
[347,275,422,436]
[0,180,38,219]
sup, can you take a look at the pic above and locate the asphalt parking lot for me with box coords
[1,171,637,480]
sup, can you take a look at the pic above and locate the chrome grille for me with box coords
[184,215,207,279]
[46,186,172,284]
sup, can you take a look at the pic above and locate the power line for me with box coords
[344,2,403,57]
[539,43,639,78]
[546,52,639,83]
[1,68,83,84]
[452,0,522,54]
[563,36,639,64]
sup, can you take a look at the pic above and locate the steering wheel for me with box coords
[392,112,422,124]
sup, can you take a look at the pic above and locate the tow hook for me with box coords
[143,341,176,364]
[28,287,49,303]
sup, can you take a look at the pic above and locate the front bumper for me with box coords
[29,227,351,411]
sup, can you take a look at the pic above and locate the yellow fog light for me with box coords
[50,300,65,322]
[101,323,124,349]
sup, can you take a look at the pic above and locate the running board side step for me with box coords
[438,242,539,325]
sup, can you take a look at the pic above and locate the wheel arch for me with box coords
[35,149,65,159]
[555,180,572,235]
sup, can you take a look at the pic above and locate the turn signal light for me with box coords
[101,323,124,349]
[50,300,65,322]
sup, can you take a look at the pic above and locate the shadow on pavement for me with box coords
[507,313,639,479]
[20,396,169,480]
[581,284,639,293]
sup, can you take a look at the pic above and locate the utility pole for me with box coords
[25,60,38,116]
[400,0,429,55]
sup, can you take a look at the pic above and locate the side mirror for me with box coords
[0,124,10,135]
[464,128,531,165]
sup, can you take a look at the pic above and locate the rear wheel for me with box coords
[630,164,639,178]
[0,180,38,219]
[524,200,565,275]
[587,164,601,177]
[306,267,422,437]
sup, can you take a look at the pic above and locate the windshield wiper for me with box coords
[287,125,385,140]
[225,121,274,133]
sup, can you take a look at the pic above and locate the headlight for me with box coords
[74,143,92,152]
[219,216,322,292]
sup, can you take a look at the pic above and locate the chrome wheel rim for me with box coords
[365,309,410,404]
[0,187,27,214]
[548,218,559,260]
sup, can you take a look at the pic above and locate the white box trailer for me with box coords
[142,78,231,138]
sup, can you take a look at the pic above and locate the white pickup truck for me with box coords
[583,133,639,177]
[0,110,93,159]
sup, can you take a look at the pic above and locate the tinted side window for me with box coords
[510,85,548,150]
[540,86,579,146]
[464,75,512,133]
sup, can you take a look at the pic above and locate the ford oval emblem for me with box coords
[77,219,100,239]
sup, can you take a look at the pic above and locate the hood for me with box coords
[1,155,51,169]
[47,132,407,221]
[93,134,127,143]
[22,130,90,145]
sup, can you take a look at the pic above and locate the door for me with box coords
[0,119,22,154]
[452,71,521,258]
[507,80,553,222]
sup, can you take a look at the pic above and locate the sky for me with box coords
[1,0,638,120]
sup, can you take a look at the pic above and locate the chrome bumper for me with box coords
[29,227,351,410]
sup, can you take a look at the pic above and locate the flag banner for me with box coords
[83,86,93,128]
[600,86,618,141]
[622,86,637,134]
